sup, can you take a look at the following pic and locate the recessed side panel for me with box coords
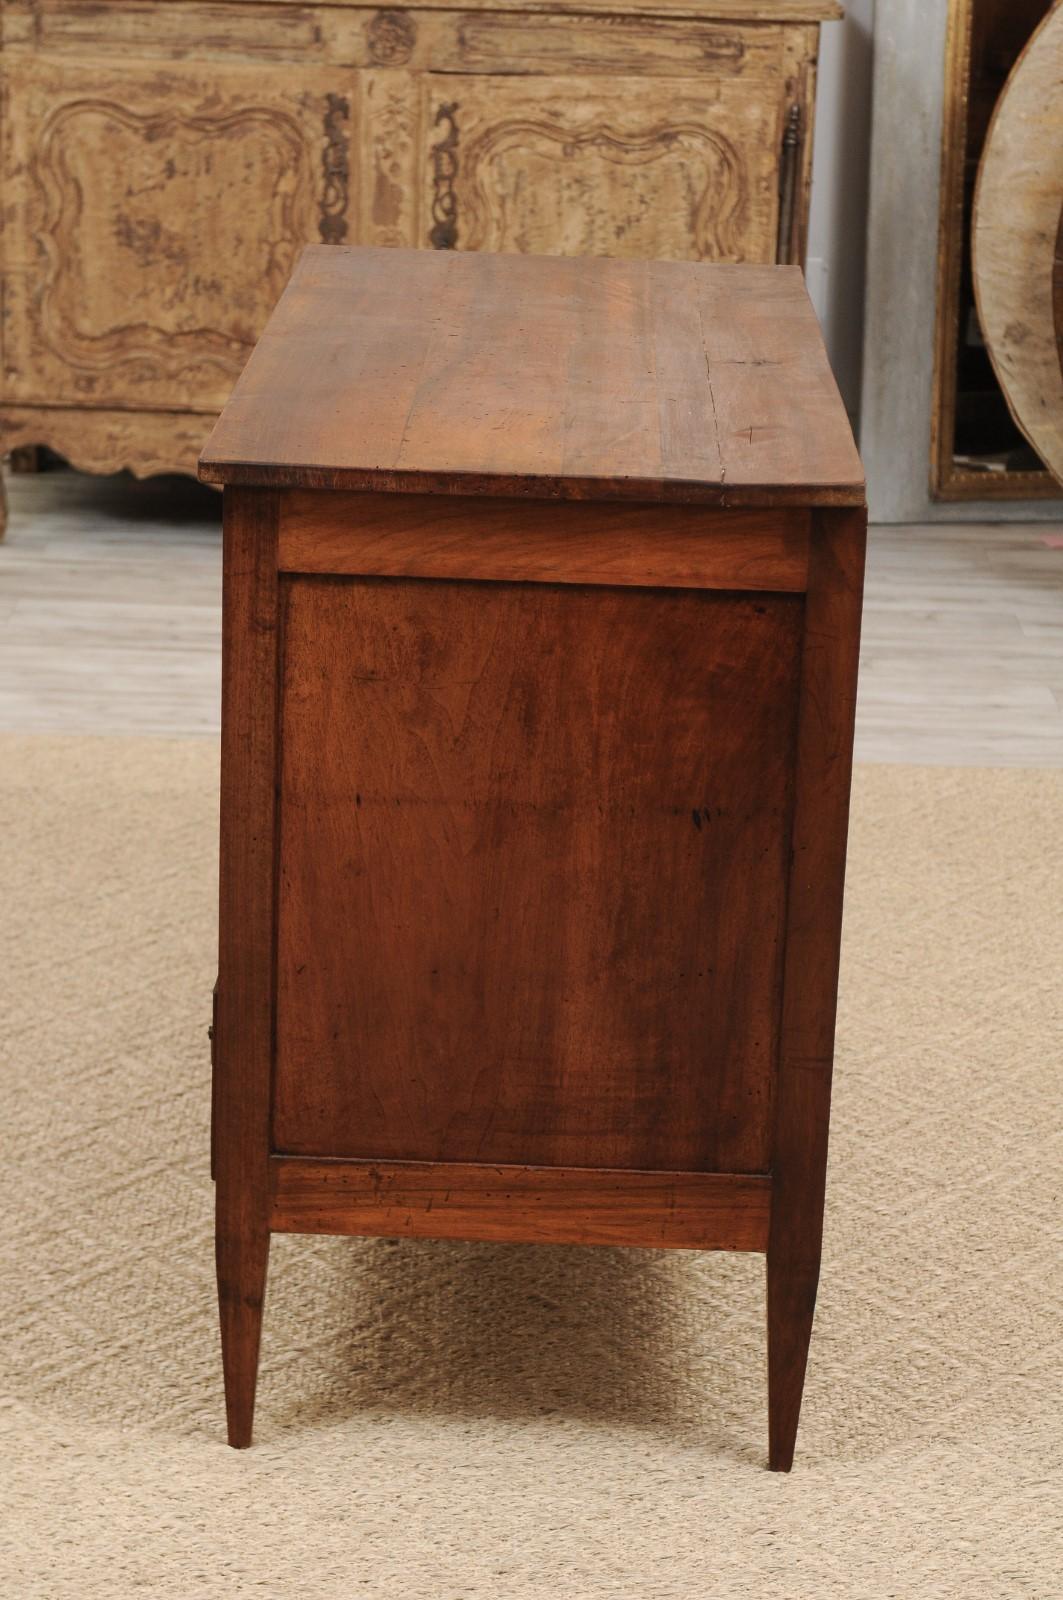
[274,576,802,1172]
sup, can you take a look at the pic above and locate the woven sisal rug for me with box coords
[1,736,1059,1597]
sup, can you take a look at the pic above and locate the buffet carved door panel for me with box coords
[357,70,422,249]
[1,58,356,412]
[419,75,785,262]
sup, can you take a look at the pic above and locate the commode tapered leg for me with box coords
[766,510,865,1471]
[214,487,281,1448]
[766,1252,819,1472]
[216,1225,270,1448]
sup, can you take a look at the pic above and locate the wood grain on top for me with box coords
[200,246,863,507]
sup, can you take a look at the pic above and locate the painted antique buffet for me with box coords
[0,0,840,526]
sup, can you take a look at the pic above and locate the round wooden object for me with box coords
[972,5,1063,484]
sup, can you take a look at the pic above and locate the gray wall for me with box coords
[806,0,876,427]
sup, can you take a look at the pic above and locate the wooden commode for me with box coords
[199,244,866,1469]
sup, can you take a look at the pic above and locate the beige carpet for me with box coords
[1,736,1060,1598]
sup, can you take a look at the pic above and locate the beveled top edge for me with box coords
[199,461,865,508]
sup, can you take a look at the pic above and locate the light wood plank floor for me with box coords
[2,469,1062,765]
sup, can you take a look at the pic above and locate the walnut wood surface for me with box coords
[274,575,802,1173]
[199,247,863,505]
[208,249,866,1458]
[270,1158,772,1251]
[767,505,865,1472]
[214,488,280,1450]
[279,492,810,590]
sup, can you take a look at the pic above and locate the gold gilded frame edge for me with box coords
[931,0,1061,501]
